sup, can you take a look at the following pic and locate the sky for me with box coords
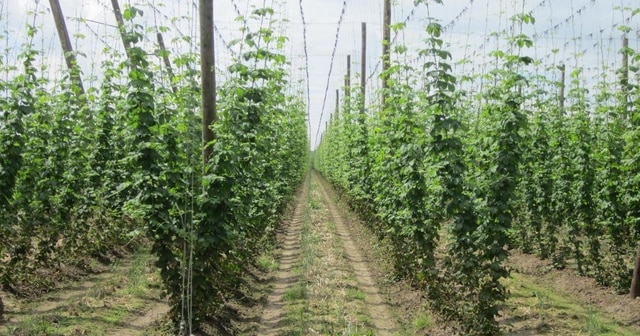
[2,0,639,148]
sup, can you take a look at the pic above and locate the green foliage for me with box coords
[593,73,627,290]
[0,6,308,333]
[194,7,309,326]
[421,20,480,325]
[316,15,529,335]
[3,3,640,335]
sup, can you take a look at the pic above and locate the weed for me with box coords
[413,312,433,329]
[505,272,638,336]
[309,198,321,210]
[533,290,549,311]
[346,287,365,301]
[0,248,164,336]
[12,316,62,335]
[284,284,307,301]
[585,306,607,335]
[257,253,279,272]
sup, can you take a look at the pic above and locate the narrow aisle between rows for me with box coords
[258,173,397,335]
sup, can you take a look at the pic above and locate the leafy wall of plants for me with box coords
[315,7,640,335]
[0,5,308,329]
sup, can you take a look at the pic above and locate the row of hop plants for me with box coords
[0,5,309,331]
[316,10,530,334]
[512,25,640,294]
[315,3,640,334]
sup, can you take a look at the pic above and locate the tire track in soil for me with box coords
[315,172,398,336]
[258,175,309,335]
[110,300,170,336]
[0,254,168,335]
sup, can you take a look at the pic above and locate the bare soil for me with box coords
[315,174,398,335]
[314,174,443,335]
[109,299,170,336]
[258,175,309,335]
[311,173,640,336]
[257,173,399,335]
[503,250,640,335]
[0,249,168,335]
[8,174,638,335]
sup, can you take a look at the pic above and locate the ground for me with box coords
[0,249,169,336]
[1,172,639,335]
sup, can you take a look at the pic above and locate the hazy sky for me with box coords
[3,0,639,147]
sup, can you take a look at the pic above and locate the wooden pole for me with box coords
[630,243,640,298]
[559,63,565,111]
[110,0,131,58]
[156,32,177,94]
[323,120,328,143]
[200,0,216,166]
[621,36,629,120]
[49,0,84,94]
[345,55,351,113]
[382,0,391,109]
[361,22,367,115]
[335,89,340,119]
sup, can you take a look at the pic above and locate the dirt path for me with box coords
[257,172,640,336]
[110,300,170,336]
[0,249,168,335]
[258,173,397,335]
[257,175,309,334]
[315,173,398,336]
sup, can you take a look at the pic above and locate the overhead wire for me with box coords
[314,0,347,147]
[298,0,312,133]
[365,0,420,87]
[214,24,236,57]
[443,0,475,32]
[229,0,250,60]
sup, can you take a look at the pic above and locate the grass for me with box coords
[284,284,307,301]
[284,179,372,335]
[412,312,433,330]
[585,306,607,335]
[346,287,366,301]
[281,177,378,336]
[119,250,155,297]
[504,272,637,335]
[257,252,280,272]
[281,182,315,334]
[309,197,321,210]
[0,247,164,336]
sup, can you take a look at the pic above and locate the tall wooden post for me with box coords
[630,36,640,299]
[631,243,640,298]
[381,0,391,109]
[345,55,351,113]
[157,32,177,94]
[559,63,566,111]
[110,0,131,58]
[335,89,340,119]
[200,0,216,166]
[361,22,367,115]
[621,36,629,120]
[49,0,84,94]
